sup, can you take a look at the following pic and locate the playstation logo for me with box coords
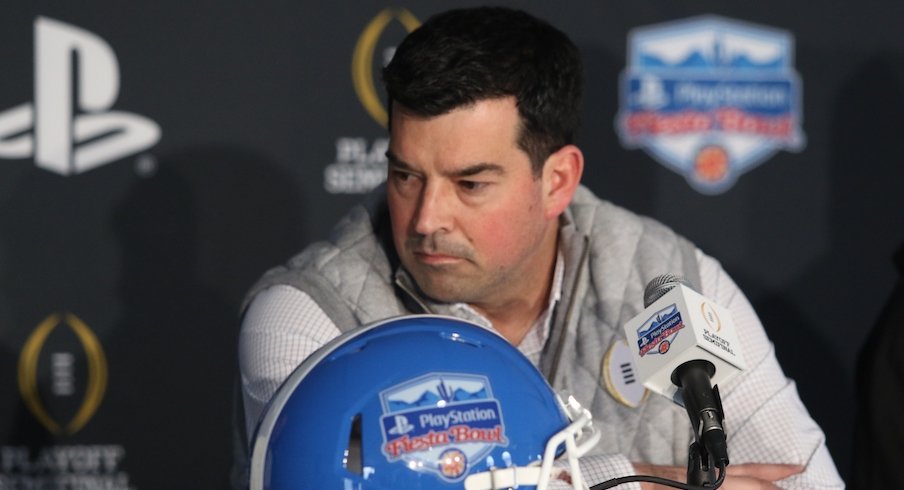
[387,414,414,435]
[0,17,160,176]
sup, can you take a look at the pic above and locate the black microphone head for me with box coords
[643,273,694,307]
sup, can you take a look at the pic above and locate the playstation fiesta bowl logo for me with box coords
[636,304,685,356]
[379,373,507,481]
[616,15,805,194]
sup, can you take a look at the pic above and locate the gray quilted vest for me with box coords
[245,185,699,465]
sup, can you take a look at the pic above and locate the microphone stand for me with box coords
[687,441,717,486]
[675,361,728,488]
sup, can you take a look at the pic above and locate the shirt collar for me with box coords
[452,246,565,365]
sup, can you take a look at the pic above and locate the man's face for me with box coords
[387,97,559,309]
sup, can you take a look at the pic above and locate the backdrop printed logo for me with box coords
[18,312,108,435]
[352,8,420,128]
[616,15,805,194]
[379,373,507,481]
[0,17,161,176]
[324,8,420,194]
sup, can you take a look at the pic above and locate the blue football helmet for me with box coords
[249,315,600,490]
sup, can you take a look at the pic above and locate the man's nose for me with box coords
[413,182,454,235]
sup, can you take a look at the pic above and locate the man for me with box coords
[240,7,843,489]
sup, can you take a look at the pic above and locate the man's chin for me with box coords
[410,274,475,304]
[419,285,466,304]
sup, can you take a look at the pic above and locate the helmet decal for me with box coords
[379,373,508,480]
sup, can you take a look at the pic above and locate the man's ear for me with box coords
[541,144,584,219]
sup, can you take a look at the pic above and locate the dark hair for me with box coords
[382,7,583,175]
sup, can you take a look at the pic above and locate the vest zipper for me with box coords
[546,235,590,385]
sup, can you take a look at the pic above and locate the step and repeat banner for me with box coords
[1,1,902,488]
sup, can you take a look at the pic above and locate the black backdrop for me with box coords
[1,1,902,488]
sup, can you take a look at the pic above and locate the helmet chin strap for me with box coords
[464,396,601,490]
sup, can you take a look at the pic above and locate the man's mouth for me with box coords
[413,251,463,265]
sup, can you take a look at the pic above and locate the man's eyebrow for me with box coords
[385,150,410,169]
[451,163,505,178]
[385,150,505,177]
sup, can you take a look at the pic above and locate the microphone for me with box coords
[622,274,746,469]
